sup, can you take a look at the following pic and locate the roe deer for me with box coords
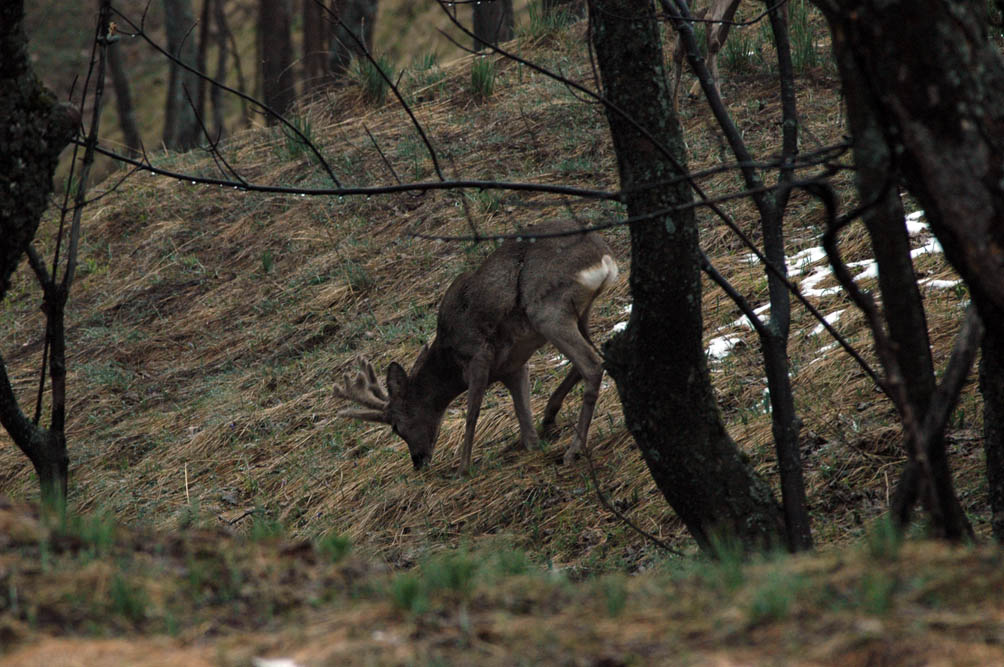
[333,220,618,472]
[672,0,741,112]
[671,0,791,111]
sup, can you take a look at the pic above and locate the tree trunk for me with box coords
[329,0,379,77]
[162,0,201,149]
[0,0,78,508]
[259,0,297,119]
[211,0,227,138]
[667,0,811,551]
[303,0,329,89]
[473,0,514,52]
[196,0,211,122]
[982,310,1004,540]
[543,0,584,18]
[810,0,1000,539]
[107,41,142,156]
[589,0,786,554]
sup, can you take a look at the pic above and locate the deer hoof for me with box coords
[562,442,583,466]
[539,419,560,437]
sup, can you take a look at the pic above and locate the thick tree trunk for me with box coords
[473,0,514,52]
[832,42,969,536]
[303,0,329,88]
[543,0,585,18]
[259,0,297,120]
[590,0,786,554]
[981,308,1004,541]
[162,0,201,149]
[329,0,379,76]
[811,0,999,539]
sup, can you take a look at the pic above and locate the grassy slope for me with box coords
[1,8,998,665]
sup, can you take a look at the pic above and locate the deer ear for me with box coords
[386,362,408,397]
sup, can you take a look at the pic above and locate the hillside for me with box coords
[2,8,1000,665]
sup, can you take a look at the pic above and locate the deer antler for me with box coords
[333,356,390,422]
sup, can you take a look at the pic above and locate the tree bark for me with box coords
[590,0,786,554]
[329,0,379,77]
[810,0,1000,539]
[981,311,1004,540]
[303,0,329,89]
[259,0,297,119]
[543,0,584,18]
[473,0,514,52]
[162,0,201,149]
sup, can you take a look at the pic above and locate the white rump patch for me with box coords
[576,255,619,292]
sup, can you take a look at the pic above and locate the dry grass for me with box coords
[0,9,994,664]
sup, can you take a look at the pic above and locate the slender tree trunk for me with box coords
[211,0,227,138]
[162,0,201,149]
[107,41,141,156]
[758,0,811,552]
[667,0,811,551]
[590,0,786,555]
[196,0,211,122]
[0,0,79,508]
[473,0,514,52]
[329,0,379,77]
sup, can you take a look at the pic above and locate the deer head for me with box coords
[333,352,443,469]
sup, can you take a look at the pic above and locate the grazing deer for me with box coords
[333,220,618,473]
[671,0,788,111]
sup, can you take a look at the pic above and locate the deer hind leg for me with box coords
[541,365,582,434]
[541,313,593,431]
[536,314,603,466]
[501,365,539,450]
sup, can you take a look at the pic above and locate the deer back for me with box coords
[432,221,615,365]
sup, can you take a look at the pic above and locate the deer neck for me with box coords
[408,343,467,415]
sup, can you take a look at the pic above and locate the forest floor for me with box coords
[3,6,1001,666]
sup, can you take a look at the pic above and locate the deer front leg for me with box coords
[459,349,492,473]
[501,365,539,450]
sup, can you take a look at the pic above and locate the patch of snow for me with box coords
[707,334,742,360]
[904,209,927,235]
[730,303,771,329]
[612,320,627,333]
[806,341,840,366]
[253,659,301,667]
[800,264,842,298]
[785,246,828,277]
[810,309,846,336]
[848,259,878,281]
[911,236,943,257]
[923,278,962,289]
